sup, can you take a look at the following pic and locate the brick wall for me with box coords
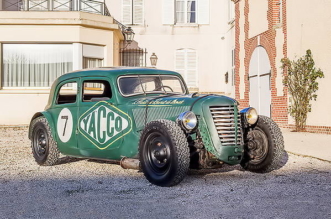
[234,0,288,127]
[234,0,331,134]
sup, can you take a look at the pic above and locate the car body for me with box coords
[29,67,284,186]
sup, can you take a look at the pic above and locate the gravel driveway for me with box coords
[1,127,330,219]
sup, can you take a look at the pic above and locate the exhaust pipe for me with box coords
[120,157,140,170]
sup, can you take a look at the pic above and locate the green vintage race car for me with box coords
[29,67,284,187]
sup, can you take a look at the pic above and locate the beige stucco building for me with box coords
[234,0,331,134]
[0,1,123,124]
[0,0,237,125]
[106,0,236,95]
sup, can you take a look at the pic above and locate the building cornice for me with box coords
[0,11,119,31]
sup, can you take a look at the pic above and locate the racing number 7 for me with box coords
[61,115,68,136]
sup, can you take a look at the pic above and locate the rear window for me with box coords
[56,82,77,104]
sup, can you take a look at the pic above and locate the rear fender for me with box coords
[28,112,56,140]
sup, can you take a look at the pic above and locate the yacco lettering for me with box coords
[80,105,129,144]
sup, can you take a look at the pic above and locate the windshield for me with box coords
[118,75,187,96]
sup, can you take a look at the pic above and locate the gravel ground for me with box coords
[1,127,331,219]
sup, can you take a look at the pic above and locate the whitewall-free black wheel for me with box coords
[241,115,284,173]
[139,120,190,187]
[31,117,60,166]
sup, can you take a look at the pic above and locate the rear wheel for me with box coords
[139,120,189,187]
[31,117,60,166]
[241,115,284,173]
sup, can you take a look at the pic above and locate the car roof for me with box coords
[57,67,181,82]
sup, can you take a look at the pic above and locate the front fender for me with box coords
[28,111,56,140]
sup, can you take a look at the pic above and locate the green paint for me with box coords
[32,68,244,164]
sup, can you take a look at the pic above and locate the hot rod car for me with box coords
[29,67,284,187]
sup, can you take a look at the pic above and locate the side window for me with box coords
[56,82,78,105]
[82,80,112,102]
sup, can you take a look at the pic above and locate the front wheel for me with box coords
[241,115,284,173]
[139,120,189,187]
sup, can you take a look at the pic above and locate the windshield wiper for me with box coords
[137,75,146,96]
[158,74,167,94]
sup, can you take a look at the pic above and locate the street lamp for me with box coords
[150,53,158,67]
[123,27,135,44]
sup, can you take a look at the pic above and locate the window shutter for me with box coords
[133,0,144,24]
[122,0,132,24]
[186,49,197,87]
[197,0,210,24]
[175,49,186,80]
[175,49,198,88]
[162,0,175,24]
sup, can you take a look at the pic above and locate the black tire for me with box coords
[139,120,190,187]
[30,117,60,166]
[241,115,284,173]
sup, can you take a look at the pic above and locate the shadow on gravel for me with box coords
[55,157,86,165]
[188,164,241,176]
[277,150,289,171]
[188,151,289,176]
[54,157,122,166]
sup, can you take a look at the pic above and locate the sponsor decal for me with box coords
[78,101,132,150]
[132,98,185,106]
[57,108,73,143]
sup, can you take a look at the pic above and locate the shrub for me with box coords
[281,50,324,132]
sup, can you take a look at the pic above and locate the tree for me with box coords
[281,50,324,132]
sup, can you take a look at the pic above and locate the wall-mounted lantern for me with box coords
[150,53,158,67]
[123,27,135,44]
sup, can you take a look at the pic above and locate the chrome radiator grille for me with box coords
[210,106,242,146]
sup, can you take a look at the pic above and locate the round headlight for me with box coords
[245,107,258,125]
[177,111,198,132]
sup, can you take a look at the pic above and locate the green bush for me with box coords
[281,50,324,132]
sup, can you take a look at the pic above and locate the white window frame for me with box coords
[122,0,144,25]
[228,0,235,24]
[175,0,197,24]
[1,43,73,89]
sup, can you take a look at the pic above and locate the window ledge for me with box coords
[174,23,199,27]
[0,88,50,94]
[273,23,283,29]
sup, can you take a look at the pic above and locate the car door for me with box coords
[77,77,131,160]
[48,79,79,155]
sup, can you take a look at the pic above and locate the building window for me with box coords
[274,0,282,25]
[83,57,103,69]
[2,44,73,87]
[163,0,209,25]
[122,0,144,25]
[120,48,147,67]
[228,0,235,23]
[176,0,196,23]
[175,49,198,88]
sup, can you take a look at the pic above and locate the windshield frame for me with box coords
[117,74,188,97]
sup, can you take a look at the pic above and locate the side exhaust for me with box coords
[120,157,140,170]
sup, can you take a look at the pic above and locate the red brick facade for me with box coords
[234,0,288,126]
[234,0,331,134]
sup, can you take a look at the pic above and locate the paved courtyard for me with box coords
[0,127,330,218]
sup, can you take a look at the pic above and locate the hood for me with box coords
[126,94,237,109]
